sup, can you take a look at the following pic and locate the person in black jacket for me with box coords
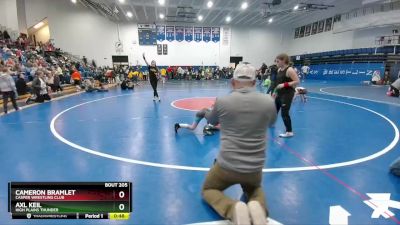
[3,30,11,40]
[16,74,29,95]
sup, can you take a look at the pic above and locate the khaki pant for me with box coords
[202,163,267,220]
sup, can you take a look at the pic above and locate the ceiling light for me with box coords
[159,13,165,19]
[226,16,231,23]
[34,22,44,29]
[126,11,133,18]
[158,0,165,5]
[207,1,213,8]
[118,0,125,3]
[268,17,273,23]
[198,15,203,21]
[294,4,299,10]
[241,2,248,10]
[71,0,77,3]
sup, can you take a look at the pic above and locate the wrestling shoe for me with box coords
[203,125,214,136]
[232,202,251,225]
[248,201,268,225]
[279,132,294,138]
[174,123,180,133]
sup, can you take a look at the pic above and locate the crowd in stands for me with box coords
[0,30,112,113]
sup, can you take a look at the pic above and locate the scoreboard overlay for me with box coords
[8,182,132,220]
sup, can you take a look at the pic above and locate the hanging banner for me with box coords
[157,44,162,55]
[222,27,231,46]
[156,25,166,42]
[163,44,168,55]
[211,27,220,43]
[175,26,184,42]
[184,26,193,42]
[166,26,175,42]
[203,27,211,42]
[194,27,202,42]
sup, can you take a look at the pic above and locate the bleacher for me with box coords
[292,46,400,65]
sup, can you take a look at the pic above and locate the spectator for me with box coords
[160,67,167,84]
[71,67,82,91]
[0,66,19,113]
[177,66,184,80]
[383,70,390,85]
[3,31,11,41]
[16,74,29,95]
[371,71,382,85]
[53,69,63,92]
[27,71,51,103]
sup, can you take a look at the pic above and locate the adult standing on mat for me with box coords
[143,53,160,102]
[274,53,300,138]
[202,63,277,225]
[0,66,19,114]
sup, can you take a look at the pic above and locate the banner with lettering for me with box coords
[211,27,220,43]
[203,27,211,42]
[165,26,175,42]
[175,26,184,42]
[184,26,193,42]
[194,27,202,42]
[296,63,384,81]
[156,25,166,42]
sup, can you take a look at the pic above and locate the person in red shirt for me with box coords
[71,67,82,91]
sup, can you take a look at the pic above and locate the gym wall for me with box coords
[23,0,285,68]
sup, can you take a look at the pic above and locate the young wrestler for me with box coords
[174,107,219,135]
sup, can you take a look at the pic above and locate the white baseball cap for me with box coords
[233,63,256,81]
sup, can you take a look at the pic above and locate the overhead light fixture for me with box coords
[207,1,213,8]
[158,0,165,5]
[241,2,248,10]
[159,13,165,19]
[34,22,44,29]
[118,0,125,3]
[71,0,77,3]
[268,17,273,23]
[126,11,133,18]
[293,4,299,10]
[198,15,203,21]
[226,16,231,23]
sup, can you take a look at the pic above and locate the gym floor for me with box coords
[0,80,399,225]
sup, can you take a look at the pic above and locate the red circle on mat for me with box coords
[171,97,216,111]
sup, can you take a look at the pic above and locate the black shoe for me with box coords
[203,125,214,136]
[174,123,180,133]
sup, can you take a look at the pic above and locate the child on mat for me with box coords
[174,107,219,136]
[387,77,400,97]
[294,87,308,102]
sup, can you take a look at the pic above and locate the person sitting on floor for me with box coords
[26,71,51,104]
[371,70,382,85]
[83,78,108,93]
[121,78,134,90]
